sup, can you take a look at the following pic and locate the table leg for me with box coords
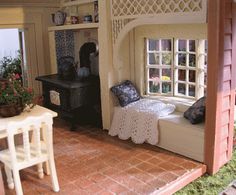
[42,125,51,175]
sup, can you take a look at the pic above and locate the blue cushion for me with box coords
[184,96,206,124]
[111,80,140,107]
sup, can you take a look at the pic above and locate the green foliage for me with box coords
[0,73,34,108]
[175,149,236,195]
[0,54,22,78]
[150,84,159,93]
[162,53,172,65]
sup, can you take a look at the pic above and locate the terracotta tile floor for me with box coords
[2,119,206,195]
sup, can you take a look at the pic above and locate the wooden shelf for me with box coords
[61,0,96,7]
[48,22,99,31]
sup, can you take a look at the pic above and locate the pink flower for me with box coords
[152,77,160,86]
[15,74,20,79]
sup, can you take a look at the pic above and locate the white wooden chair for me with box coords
[0,113,59,195]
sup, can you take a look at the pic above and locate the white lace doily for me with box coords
[109,99,176,145]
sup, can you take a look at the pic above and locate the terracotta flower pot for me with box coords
[0,104,24,117]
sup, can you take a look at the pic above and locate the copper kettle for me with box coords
[52,10,66,26]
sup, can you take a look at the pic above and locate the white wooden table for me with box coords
[0,105,58,175]
[0,105,57,139]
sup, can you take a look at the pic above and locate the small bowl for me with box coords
[83,15,92,23]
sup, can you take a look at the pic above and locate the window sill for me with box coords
[142,95,195,113]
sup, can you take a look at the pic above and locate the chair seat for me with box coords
[0,142,48,170]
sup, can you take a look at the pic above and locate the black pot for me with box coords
[58,56,77,80]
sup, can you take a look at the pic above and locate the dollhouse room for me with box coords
[0,0,235,194]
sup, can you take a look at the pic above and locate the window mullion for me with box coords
[171,38,174,96]
[197,39,205,98]
[186,40,189,97]
[146,67,149,94]
[196,40,201,99]
[146,39,149,94]
[174,39,178,96]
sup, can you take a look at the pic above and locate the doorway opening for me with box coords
[0,28,28,87]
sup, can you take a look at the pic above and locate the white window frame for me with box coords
[174,39,198,98]
[146,38,173,95]
[145,38,207,99]
[197,39,208,98]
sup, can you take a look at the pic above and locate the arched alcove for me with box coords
[107,0,236,175]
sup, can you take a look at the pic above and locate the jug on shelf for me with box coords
[52,10,66,26]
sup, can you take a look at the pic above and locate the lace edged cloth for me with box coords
[109,99,176,145]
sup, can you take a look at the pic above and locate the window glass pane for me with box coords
[162,82,171,93]
[189,54,196,67]
[178,40,186,51]
[148,39,159,51]
[178,83,186,95]
[189,40,196,52]
[189,85,195,97]
[149,68,159,79]
[162,69,171,81]
[162,53,171,65]
[149,81,160,93]
[161,39,171,51]
[178,69,186,81]
[178,54,186,66]
[189,70,196,82]
[149,53,159,65]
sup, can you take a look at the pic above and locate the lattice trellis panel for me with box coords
[111,0,203,18]
[111,0,207,45]
[112,18,135,44]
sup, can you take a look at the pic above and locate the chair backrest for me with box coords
[6,113,53,165]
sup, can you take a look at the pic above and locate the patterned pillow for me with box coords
[111,80,140,107]
[184,96,206,124]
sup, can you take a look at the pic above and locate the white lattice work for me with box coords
[111,0,203,19]
[112,18,134,44]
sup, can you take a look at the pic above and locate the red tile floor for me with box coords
[2,119,206,195]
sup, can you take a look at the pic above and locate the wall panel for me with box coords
[205,0,235,174]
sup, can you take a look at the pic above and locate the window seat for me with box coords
[150,96,205,162]
[157,111,205,162]
[110,96,205,162]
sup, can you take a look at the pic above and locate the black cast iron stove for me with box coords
[36,74,101,130]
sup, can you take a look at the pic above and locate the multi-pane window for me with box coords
[145,38,207,99]
[175,39,197,97]
[146,39,173,94]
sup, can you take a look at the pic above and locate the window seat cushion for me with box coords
[183,96,206,124]
[157,111,205,162]
[111,80,140,107]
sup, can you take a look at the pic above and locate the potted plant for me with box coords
[0,55,22,78]
[0,73,34,117]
